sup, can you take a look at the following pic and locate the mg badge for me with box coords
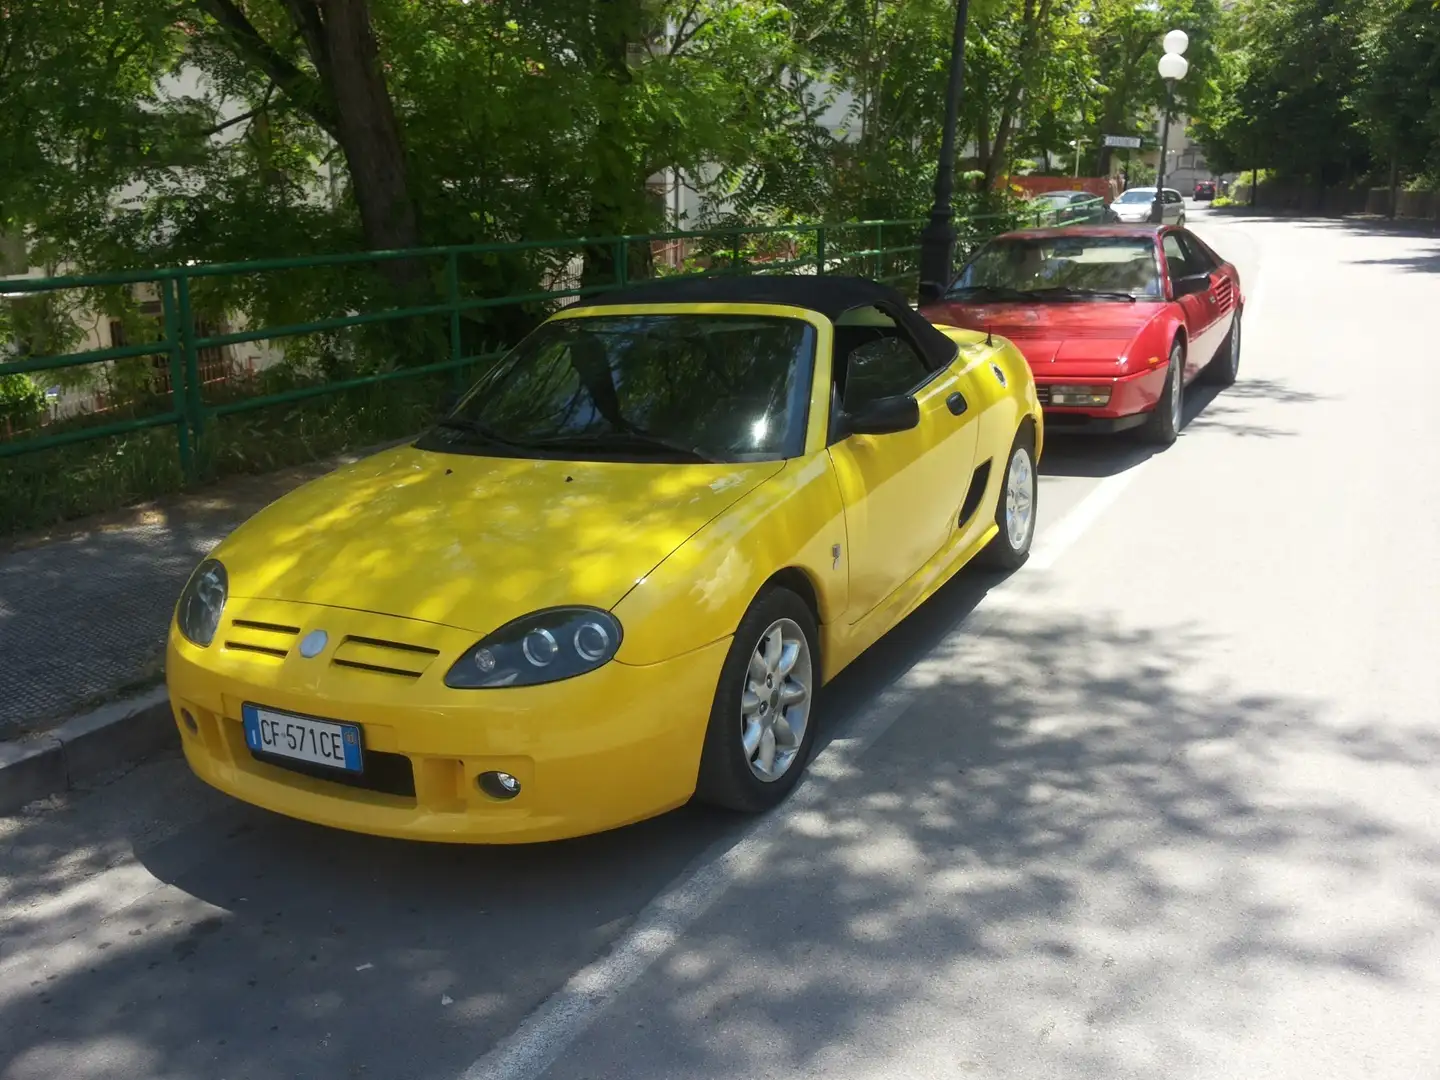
[299,629,329,658]
[991,363,1007,386]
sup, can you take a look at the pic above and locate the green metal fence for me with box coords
[0,200,1097,486]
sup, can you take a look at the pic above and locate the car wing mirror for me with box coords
[918,280,948,305]
[839,394,921,437]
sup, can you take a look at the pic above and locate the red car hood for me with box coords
[924,300,1168,370]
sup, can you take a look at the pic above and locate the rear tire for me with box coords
[979,428,1038,571]
[1203,309,1241,387]
[1139,340,1185,446]
[695,588,820,813]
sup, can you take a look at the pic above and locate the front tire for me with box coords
[980,428,1038,571]
[1139,340,1185,446]
[695,588,820,813]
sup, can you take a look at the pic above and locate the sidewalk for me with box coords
[0,448,381,743]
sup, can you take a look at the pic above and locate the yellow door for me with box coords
[827,318,981,623]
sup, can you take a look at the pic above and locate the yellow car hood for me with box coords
[216,445,783,634]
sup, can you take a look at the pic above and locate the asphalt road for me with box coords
[4,209,1439,1080]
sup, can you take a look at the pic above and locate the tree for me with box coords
[1355,0,1440,210]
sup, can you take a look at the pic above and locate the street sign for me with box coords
[1104,134,1143,149]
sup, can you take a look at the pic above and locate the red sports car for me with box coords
[921,225,1243,445]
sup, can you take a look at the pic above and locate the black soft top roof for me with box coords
[577,274,959,368]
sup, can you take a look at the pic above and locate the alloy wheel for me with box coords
[741,619,813,782]
[1005,446,1036,552]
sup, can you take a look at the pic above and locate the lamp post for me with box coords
[918,0,972,304]
[1150,29,1189,225]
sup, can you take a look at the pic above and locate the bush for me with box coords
[0,371,47,429]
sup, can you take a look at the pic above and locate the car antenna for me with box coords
[986,324,994,346]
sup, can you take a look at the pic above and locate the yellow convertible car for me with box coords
[166,276,1042,842]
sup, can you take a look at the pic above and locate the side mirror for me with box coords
[839,394,921,437]
[1172,273,1210,298]
[918,280,947,305]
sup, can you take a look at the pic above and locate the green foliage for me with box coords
[3,0,1228,284]
[0,372,47,428]
[1198,0,1440,191]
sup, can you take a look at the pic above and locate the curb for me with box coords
[0,687,177,814]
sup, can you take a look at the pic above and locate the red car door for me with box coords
[1178,230,1239,354]
[1162,231,1217,378]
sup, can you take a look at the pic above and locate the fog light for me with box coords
[180,709,198,734]
[1048,384,1113,407]
[478,771,522,799]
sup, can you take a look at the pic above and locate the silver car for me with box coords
[1109,187,1186,226]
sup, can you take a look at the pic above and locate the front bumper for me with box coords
[166,598,728,843]
[1037,363,1168,435]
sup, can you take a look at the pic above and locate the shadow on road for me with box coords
[565,609,1440,1079]
[1039,367,1325,478]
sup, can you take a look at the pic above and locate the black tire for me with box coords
[1203,309,1241,387]
[694,588,821,813]
[979,426,1038,571]
[1138,340,1185,446]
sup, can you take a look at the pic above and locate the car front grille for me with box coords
[1035,385,1052,406]
[331,635,441,679]
[224,619,301,660]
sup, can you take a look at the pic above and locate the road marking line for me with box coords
[457,469,1143,1080]
[1028,466,1148,572]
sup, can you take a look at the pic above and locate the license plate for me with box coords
[242,704,363,773]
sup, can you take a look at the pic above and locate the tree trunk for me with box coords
[211,0,422,287]
[282,0,420,260]
[1388,148,1400,220]
[982,0,1050,190]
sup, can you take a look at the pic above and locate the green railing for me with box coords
[0,200,1093,493]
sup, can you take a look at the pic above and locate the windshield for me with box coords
[947,236,1162,300]
[1115,189,1155,204]
[421,313,816,463]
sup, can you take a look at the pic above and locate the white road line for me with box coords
[457,475,1144,1080]
[1028,466,1148,572]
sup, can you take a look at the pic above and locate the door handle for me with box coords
[946,392,968,416]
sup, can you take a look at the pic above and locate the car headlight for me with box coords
[176,559,228,647]
[445,608,624,689]
[1048,385,1113,407]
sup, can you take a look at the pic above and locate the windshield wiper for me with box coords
[433,416,534,451]
[943,284,1032,302]
[1023,287,1139,302]
[529,430,719,464]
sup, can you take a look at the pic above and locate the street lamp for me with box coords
[918,0,972,303]
[1151,29,1189,224]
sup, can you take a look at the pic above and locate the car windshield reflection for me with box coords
[946,236,1162,300]
[419,313,817,464]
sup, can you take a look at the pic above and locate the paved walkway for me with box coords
[0,451,376,738]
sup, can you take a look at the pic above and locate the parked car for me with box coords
[1109,186,1186,225]
[166,275,1044,843]
[1026,190,1115,226]
[921,224,1243,446]
[1194,180,1217,200]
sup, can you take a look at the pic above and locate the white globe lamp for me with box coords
[1164,29,1189,55]
[1158,52,1189,80]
